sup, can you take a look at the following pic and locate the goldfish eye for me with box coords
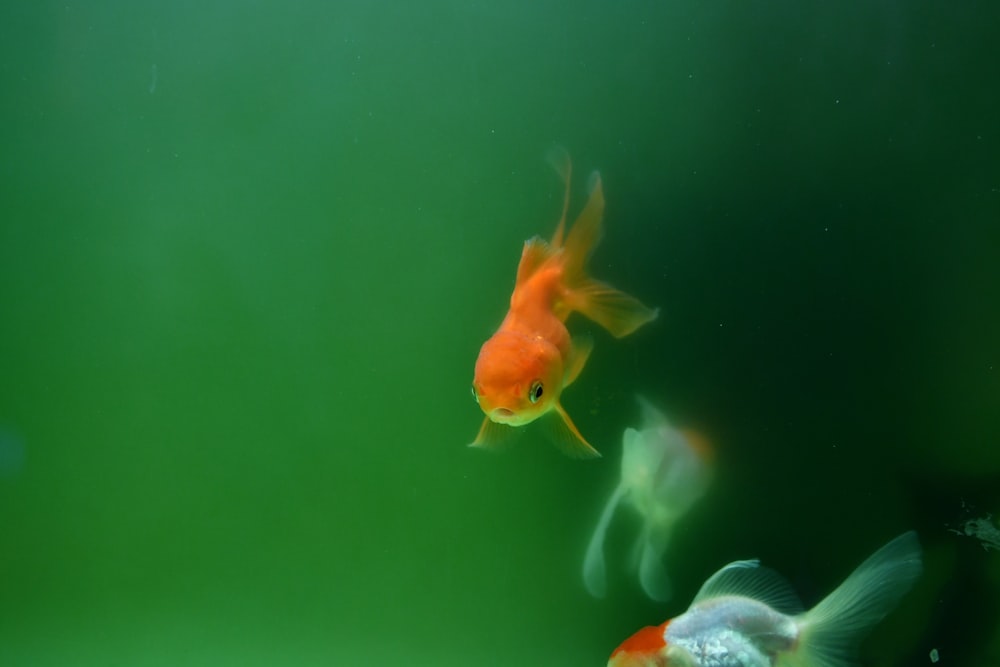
[471,385,479,404]
[528,380,544,404]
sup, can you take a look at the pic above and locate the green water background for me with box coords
[1,1,998,665]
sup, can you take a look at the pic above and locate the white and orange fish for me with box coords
[608,531,923,667]
[583,396,712,602]
[470,150,658,458]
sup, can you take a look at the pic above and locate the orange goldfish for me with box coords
[470,149,658,458]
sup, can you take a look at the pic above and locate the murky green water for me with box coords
[1,2,998,665]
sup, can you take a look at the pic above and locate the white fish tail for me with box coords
[792,531,923,667]
[582,483,627,598]
[638,530,673,602]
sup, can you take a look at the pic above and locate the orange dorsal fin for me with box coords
[556,171,659,337]
[561,170,605,278]
[513,237,555,288]
[546,146,572,248]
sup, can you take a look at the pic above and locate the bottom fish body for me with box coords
[609,531,923,667]
[662,597,796,667]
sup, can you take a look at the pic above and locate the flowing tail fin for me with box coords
[560,171,659,337]
[637,527,673,602]
[546,146,572,248]
[793,531,923,667]
[582,482,627,598]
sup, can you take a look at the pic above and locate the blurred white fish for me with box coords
[583,396,712,601]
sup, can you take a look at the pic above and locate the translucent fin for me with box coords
[563,335,594,388]
[691,559,805,616]
[582,482,627,598]
[639,532,673,602]
[636,394,669,430]
[468,417,517,450]
[561,171,605,279]
[793,531,923,667]
[541,403,601,458]
[550,164,658,339]
[627,522,646,573]
[587,169,601,197]
[545,146,572,248]
[547,145,571,184]
[514,237,555,288]
[565,278,660,339]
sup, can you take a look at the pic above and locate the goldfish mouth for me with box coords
[491,407,515,422]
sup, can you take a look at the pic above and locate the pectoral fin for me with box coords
[563,335,594,388]
[565,278,660,339]
[541,402,601,459]
[469,417,517,451]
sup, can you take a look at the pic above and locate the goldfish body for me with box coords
[470,149,658,458]
[583,396,712,601]
[608,531,923,667]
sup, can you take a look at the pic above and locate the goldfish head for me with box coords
[472,331,564,426]
[607,623,697,667]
